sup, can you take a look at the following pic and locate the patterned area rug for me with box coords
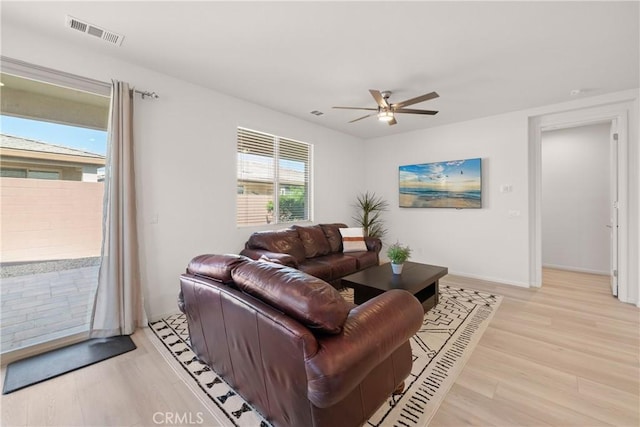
[149,284,502,427]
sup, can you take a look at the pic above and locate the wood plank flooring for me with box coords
[0,329,223,427]
[431,269,639,426]
[1,268,638,426]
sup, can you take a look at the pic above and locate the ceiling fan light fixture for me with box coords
[334,89,439,125]
[378,110,394,122]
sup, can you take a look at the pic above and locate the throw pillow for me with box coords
[339,227,368,253]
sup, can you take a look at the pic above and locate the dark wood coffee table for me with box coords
[341,261,448,312]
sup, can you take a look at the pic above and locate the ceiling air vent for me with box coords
[65,16,124,46]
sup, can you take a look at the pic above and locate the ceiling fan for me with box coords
[333,89,439,126]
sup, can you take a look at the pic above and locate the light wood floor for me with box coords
[432,269,639,426]
[0,329,224,426]
[1,269,638,426]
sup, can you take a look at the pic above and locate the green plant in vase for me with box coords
[387,242,412,275]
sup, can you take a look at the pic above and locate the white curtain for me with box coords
[90,80,145,337]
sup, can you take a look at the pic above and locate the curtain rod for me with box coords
[134,90,159,100]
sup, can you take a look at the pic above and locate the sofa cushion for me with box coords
[316,254,358,279]
[298,260,333,282]
[187,254,249,283]
[320,223,345,253]
[339,227,368,252]
[293,225,331,258]
[231,261,350,334]
[343,250,379,270]
[246,229,306,264]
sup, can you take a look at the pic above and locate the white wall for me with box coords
[365,92,639,305]
[541,123,611,274]
[1,23,367,319]
[365,113,532,286]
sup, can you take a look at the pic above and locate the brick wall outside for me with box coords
[0,177,104,263]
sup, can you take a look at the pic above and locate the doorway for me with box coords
[541,122,616,292]
[529,103,630,302]
[0,72,110,356]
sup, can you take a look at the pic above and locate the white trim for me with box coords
[147,310,181,323]
[529,102,632,302]
[542,264,609,276]
[448,270,530,288]
[0,56,110,96]
[528,116,543,288]
[609,120,620,297]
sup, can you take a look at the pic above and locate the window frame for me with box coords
[1,56,111,96]
[236,127,313,227]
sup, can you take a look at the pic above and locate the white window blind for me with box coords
[237,127,311,226]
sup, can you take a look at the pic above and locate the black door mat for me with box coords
[3,335,136,394]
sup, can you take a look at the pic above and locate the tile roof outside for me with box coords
[0,134,105,159]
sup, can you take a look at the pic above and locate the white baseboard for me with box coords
[147,310,182,323]
[542,263,609,276]
[446,270,531,288]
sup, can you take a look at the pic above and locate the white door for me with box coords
[609,123,619,296]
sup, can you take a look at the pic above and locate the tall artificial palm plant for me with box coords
[353,191,389,239]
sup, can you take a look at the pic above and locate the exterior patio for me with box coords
[1,259,99,352]
[1,156,104,354]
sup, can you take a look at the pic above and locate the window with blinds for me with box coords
[237,127,312,226]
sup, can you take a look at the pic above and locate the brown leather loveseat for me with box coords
[240,223,381,284]
[179,254,423,427]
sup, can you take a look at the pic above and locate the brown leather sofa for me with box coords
[240,223,381,284]
[179,254,423,427]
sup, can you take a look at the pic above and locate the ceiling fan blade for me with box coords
[333,106,377,111]
[388,117,398,126]
[395,108,439,115]
[392,91,439,109]
[369,89,389,109]
[349,113,375,123]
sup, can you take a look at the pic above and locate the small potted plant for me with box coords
[387,242,412,275]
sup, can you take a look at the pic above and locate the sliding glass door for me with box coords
[0,72,109,354]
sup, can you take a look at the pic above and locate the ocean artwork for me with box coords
[399,158,482,208]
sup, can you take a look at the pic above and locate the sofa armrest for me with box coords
[364,236,382,253]
[239,248,299,268]
[305,289,423,408]
[177,289,185,313]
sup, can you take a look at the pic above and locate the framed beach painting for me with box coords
[399,158,482,208]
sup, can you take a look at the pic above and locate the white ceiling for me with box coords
[2,1,639,139]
